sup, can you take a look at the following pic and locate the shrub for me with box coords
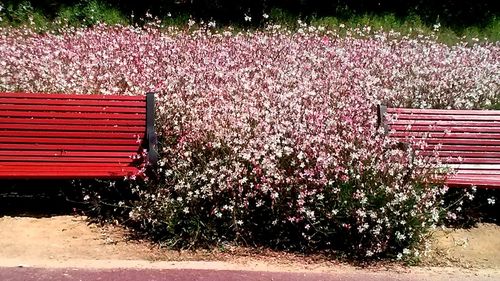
[0,24,498,259]
[56,0,127,27]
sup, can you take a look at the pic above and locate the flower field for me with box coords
[0,24,498,259]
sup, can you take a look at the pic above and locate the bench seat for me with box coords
[0,92,157,179]
[378,106,500,188]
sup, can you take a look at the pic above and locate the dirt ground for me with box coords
[0,215,498,271]
[422,223,500,268]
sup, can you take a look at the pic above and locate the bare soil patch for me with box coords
[0,215,498,271]
[0,216,161,261]
[422,223,500,268]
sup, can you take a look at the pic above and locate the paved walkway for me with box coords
[3,268,349,281]
[0,260,499,281]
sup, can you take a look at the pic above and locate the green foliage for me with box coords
[0,1,49,28]
[0,0,127,28]
[489,103,500,110]
[268,7,298,27]
[160,12,190,27]
[56,0,127,26]
[483,17,500,42]
[308,12,500,45]
[0,1,498,43]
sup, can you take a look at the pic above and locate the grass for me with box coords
[310,13,500,44]
[489,103,500,110]
[57,0,127,27]
[0,2,498,44]
[0,0,127,28]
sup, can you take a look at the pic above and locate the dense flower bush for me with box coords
[0,24,498,259]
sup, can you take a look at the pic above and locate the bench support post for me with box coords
[146,92,159,166]
[377,104,388,134]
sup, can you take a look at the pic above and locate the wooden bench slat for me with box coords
[436,158,500,164]
[0,167,138,173]
[0,92,145,101]
[0,151,137,157]
[0,111,145,120]
[0,144,141,151]
[446,176,500,186]
[389,120,500,127]
[0,131,141,139]
[387,108,500,116]
[391,125,500,133]
[0,97,145,107]
[448,173,500,178]
[0,117,145,126]
[0,166,140,179]
[418,151,500,158]
[0,162,135,167]
[391,132,500,139]
[0,137,141,145]
[0,124,145,132]
[0,166,138,172]
[398,138,500,145]
[0,156,135,163]
[453,170,500,175]
[1,104,147,113]
[445,164,500,170]
[412,145,500,152]
[392,114,500,121]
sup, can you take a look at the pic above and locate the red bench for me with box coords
[378,105,500,188]
[0,92,158,179]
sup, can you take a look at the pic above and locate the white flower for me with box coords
[129,210,139,220]
[395,231,406,241]
[447,212,457,220]
[183,207,190,214]
[305,209,315,219]
[244,14,252,22]
[262,13,269,19]
[487,197,496,205]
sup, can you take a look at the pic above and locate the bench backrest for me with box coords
[0,92,157,179]
[378,105,500,188]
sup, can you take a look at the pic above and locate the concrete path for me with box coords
[0,260,498,281]
[3,267,355,281]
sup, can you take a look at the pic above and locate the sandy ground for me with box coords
[0,216,161,262]
[0,215,498,274]
[422,224,500,268]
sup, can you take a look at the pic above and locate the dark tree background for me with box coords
[3,0,499,27]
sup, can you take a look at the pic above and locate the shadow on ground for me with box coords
[0,180,83,217]
[442,188,500,227]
